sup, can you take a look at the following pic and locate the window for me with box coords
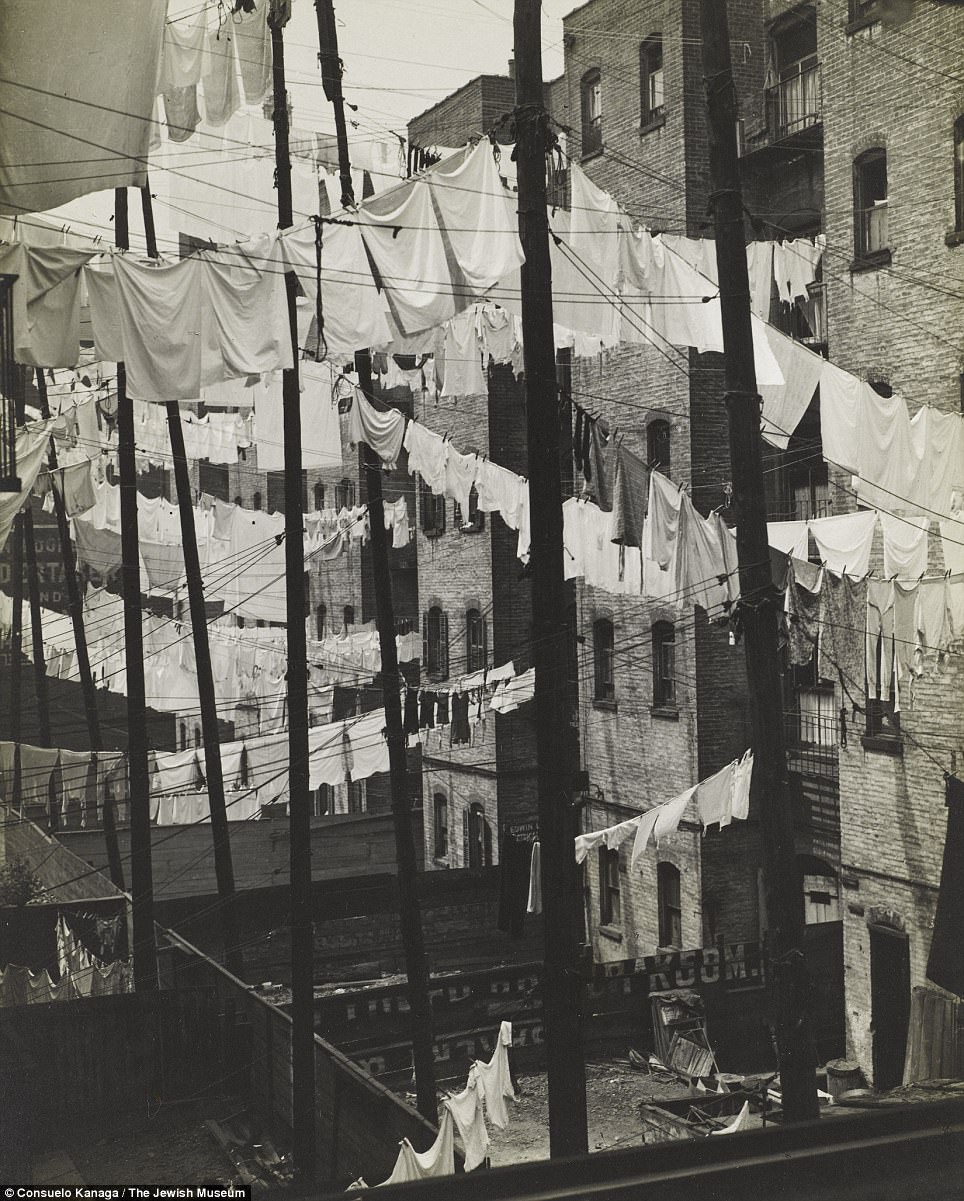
[455,485,484,532]
[466,608,488,673]
[465,802,491,868]
[657,862,682,948]
[853,148,889,261]
[433,793,448,858]
[797,685,837,748]
[312,784,333,817]
[599,846,621,926]
[420,485,446,537]
[233,494,243,508]
[193,725,202,749]
[334,478,355,511]
[198,461,229,502]
[640,36,664,126]
[581,69,602,157]
[313,481,326,511]
[266,469,308,515]
[347,780,366,814]
[343,604,354,628]
[593,617,615,704]
[423,606,449,680]
[652,621,676,707]
[316,603,327,639]
[252,490,262,511]
[647,419,671,474]
[955,117,964,233]
[768,13,820,140]
[848,0,879,29]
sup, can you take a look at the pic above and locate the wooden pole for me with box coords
[8,509,24,813]
[115,185,157,992]
[22,505,50,749]
[314,0,356,208]
[268,10,316,1180]
[513,0,588,1157]
[34,369,124,887]
[356,349,438,1120]
[698,0,818,1122]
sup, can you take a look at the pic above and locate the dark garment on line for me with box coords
[610,445,649,548]
[926,774,964,996]
[403,688,420,736]
[419,690,435,729]
[497,832,534,940]
[450,692,471,745]
[574,408,586,474]
[587,419,614,511]
[436,691,449,726]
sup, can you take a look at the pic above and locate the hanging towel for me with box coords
[610,446,649,549]
[377,1109,455,1185]
[710,1100,751,1135]
[696,762,736,831]
[429,140,523,295]
[0,244,95,368]
[809,511,878,578]
[879,511,929,580]
[818,363,864,475]
[442,1066,489,1172]
[348,388,406,468]
[759,326,824,450]
[526,842,542,915]
[474,1021,516,1131]
[768,519,810,562]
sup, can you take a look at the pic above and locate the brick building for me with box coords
[407,2,964,1086]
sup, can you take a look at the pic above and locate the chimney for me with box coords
[507,57,515,80]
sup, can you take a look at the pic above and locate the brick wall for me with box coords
[408,75,517,150]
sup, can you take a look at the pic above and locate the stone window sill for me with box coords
[845,14,879,36]
[640,112,666,136]
[592,698,617,713]
[850,248,891,273]
[651,704,680,721]
[599,924,623,943]
[861,734,903,757]
[580,148,604,164]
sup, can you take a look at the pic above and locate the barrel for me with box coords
[826,1058,863,1101]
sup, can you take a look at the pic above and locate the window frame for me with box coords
[640,35,665,129]
[657,861,682,949]
[599,846,621,927]
[334,478,356,511]
[647,418,671,474]
[593,617,615,706]
[315,603,327,640]
[465,607,488,674]
[424,605,450,681]
[853,147,890,266]
[652,620,677,709]
[420,483,446,538]
[954,116,964,234]
[581,69,603,158]
[433,793,448,859]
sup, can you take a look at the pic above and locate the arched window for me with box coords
[423,606,449,679]
[313,481,326,511]
[466,608,487,673]
[433,793,448,859]
[853,147,889,259]
[252,490,262,511]
[652,620,676,706]
[581,69,603,157]
[955,116,964,234]
[657,862,682,948]
[593,617,615,704]
[233,495,243,509]
[193,725,202,749]
[647,419,671,474]
[179,721,188,750]
[343,604,354,629]
[316,603,327,640]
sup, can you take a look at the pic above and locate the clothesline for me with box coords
[574,751,754,870]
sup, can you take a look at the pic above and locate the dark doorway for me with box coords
[870,923,911,1090]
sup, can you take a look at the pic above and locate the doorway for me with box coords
[869,923,911,1090]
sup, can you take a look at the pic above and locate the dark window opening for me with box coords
[599,846,621,926]
[647,419,671,474]
[466,802,491,868]
[455,484,484,532]
[424,606,449,680]
[640,36,664,126]
[593,617,615,704]
[313,481,326,511]
[433,793,448,858]
[343,604,354,629]
[334,478,356,510]
[652,621,676,706]
[581,69,602,157]
[420,485,446,537]
[316,603,327,639]
[854,148,889,260]
[466,607,488,673]
[657,861,682,948]
[198,460,229,502]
